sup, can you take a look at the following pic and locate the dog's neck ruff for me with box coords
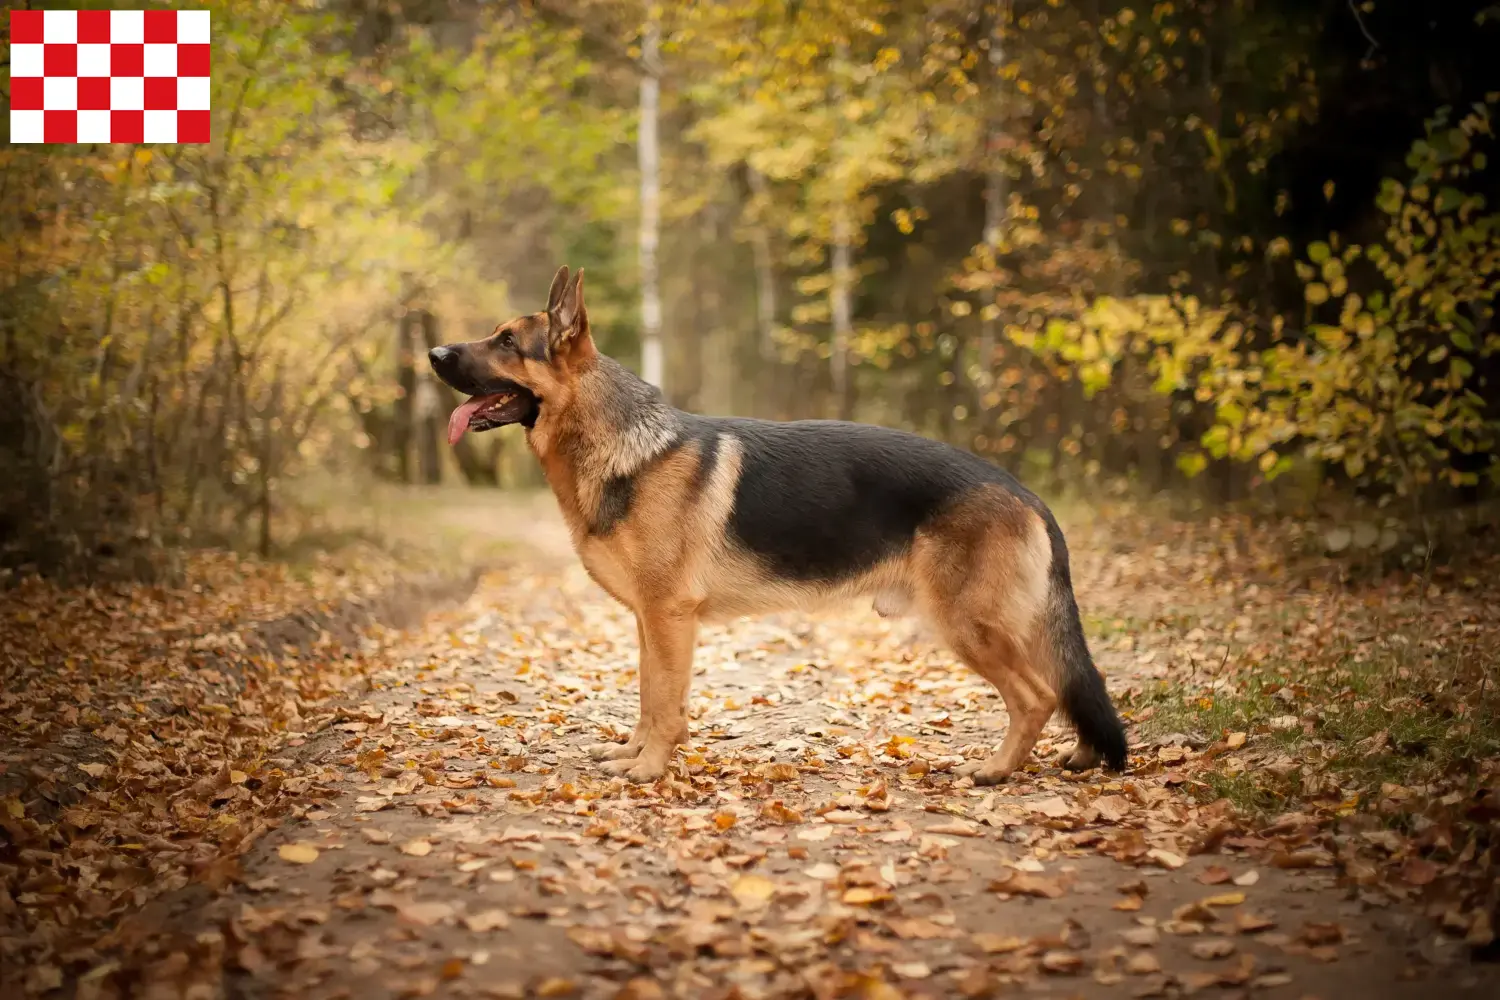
[551,354,679,482]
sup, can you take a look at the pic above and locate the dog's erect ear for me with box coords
[546,265,570,315]
[547,266,587,348]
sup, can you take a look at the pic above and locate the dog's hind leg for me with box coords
[585,616,651,762]
[944,622,1057,785]
[600,602,696,783]
[916,491,1057,784]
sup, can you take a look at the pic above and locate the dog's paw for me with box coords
[585,741,638,762]
[624,760,666,784]
[953,760,983,778]
[971,765,1015,786]
[599,757,640,776]
[1060,744,1101,772]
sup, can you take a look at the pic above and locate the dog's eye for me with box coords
[499,331,515,349]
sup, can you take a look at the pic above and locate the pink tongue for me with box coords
[447,397,490,446]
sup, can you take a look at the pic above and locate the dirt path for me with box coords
[126,498,1489,1000]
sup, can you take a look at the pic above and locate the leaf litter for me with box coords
[3,503,1495,996]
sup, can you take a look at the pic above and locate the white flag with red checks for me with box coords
[9,8,211,144]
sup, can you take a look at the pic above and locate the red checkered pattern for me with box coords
[9,9,210,144]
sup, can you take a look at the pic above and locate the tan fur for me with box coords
[445,267,1073,784]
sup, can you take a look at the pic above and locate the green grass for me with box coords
[1126,643,1500,818]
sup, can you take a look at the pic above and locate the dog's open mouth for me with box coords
[446,389,537,444]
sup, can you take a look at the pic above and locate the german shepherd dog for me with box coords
[429,267,1127,784]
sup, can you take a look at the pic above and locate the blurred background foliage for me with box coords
[1,0,1497,578]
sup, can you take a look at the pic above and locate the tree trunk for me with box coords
[747,166,778,368]
[394,308,416,483]
[416,310,443,485]
[977,0,1009,392]
[638,18,664,391]
[829,42,854,421]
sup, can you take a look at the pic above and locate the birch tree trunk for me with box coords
[829,42,854,421]
[638,18,664,391]
[977,1,1008,389]
[747,165,778,366]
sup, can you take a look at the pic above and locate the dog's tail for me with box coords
[1038,513,1128,771]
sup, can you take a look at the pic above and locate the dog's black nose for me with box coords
[428,346,457,372]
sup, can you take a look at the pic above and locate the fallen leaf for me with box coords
[278,843,319,865]
[1147,848,1186,870]
[1202,892,1245,907]
[1041,951,1083,974]
[1232,869,1260,887]
[463,909,510,932]
[1032,796,1073,818]
[397,901,454,927]
[1234,911,1277,934]
[1400,856,1439,886]
[972,933,1026,954]
[1196,865,1232,885]
[1125,951,1161,975]
[989,869,1066,899]
[730,874,777,909]
[926,819,981,837]
[1190,938,1235,960]
[400,839,433,857]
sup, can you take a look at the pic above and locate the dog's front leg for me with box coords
[586,616,651,762]
[600,602,696,783]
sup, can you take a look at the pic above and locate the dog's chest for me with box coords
[574,535,638,608]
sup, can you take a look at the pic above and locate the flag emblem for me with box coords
[9,9,211,144]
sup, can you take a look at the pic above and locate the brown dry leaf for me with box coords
[887,917,949,940]
[1146,848,1187,870]
[1234,911,1277,934]
[1190,938,1236,960]
[1122,926,1160,947]
[535,979,577,998]
[989,869,1066,899]
[1093,794,1132,821]
[1032,796,1073,818]
[1202,892,1246,907]
[1125,951,1161,975]
[843,886,893,906]
[397,901,455,927]
[972,933,1026,954]
[1399,856,1439,886]
[1226,732,1247,749]
[278,843,320,865]
[361,828,392,845]
[440,958,464,980]
[400,839,434,857]
[1232,869,1260,887]
[797,825,834,842]
[926,819,981,837]
[1300,921,1345,946]
[729,874,777,909]
[463,909,510,932]
[1041,950,1083,974]
[1196,865,1232,885]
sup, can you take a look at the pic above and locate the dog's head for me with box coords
[428,266,592,443]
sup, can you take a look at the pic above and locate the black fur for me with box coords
[1036,512,1129,770]
[592,475,634,536]
[689,417,1027,582]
